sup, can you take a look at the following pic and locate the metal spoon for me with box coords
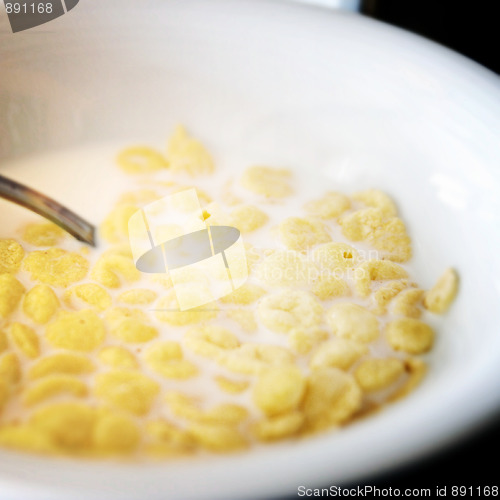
[0,173,96,246]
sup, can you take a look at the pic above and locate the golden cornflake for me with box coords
[313,242,359,272]
[100,204,139,244]
[0,274,24,319]
[23,248,89,287]
[386,318,434,354]
[241,166,292,198]
[185,325,240,360]
[0,425,56,454]
[221,343,295,375]
[22,222,65,246]
[257,290,323,334]
[29,353,95,379]
[23,285,59,325]
[23,376,88,406]
[30,402,95,449]
[9,322,40,359]
[371,280,407,315]
[91,254,140,288]
[188,423,247,452]
[94,371,159,416]
[0,352,21,385]
[390,358,427,401]
[392,288,424,318]
[110,318,158,344]
[327,303,379,343]
[23,284,60,324]
[311,276,350,301]
[92,413,140,453]
[146,420,194,451]
[230,205,269,233]
[117,146,168,174]
[304,192,351,219]
[288,328,328,355]
[302,368,362,432]
[279,217,331,251]
[167,125,214,176]
[355,260,408,298]
[309,339,368,371]
[354,358,405,392]
[164,392,203,421]
[252,411,304,441]
[0,239,24,274]
[340,208,411,262]
[424,268,459,314]
[64,283,112,312]
[253,366,305,417]
[144,342,198,379]
[215,376,249,394]
[202,404,248,426]
[98,346,139,370]
[45,310,106,351]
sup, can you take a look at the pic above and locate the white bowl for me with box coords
[1,1,500,499]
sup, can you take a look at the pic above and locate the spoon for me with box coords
[0,173,96,246]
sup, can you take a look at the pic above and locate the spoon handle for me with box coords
[0,173,96,246]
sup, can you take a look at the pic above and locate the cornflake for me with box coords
[0,274,25,319]
[279,217,331,251]
[386,318,434,354]
[45,310,106,351]
[241,166,292,198]
[23,285,60,324]
[304,192,350,219]
[424,268,459,314]
[9,322,40,359]
[0,239,24,274]
[257,289,323,335]
[354,358,405,392]
[94,371,160,416]
[23,248,89,287]
[23,376,88,406]
[327,303,379,343]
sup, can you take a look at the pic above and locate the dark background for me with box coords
[358,0,499,491]
[362,0,499,75]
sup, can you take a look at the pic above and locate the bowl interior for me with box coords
[1,1,500,499]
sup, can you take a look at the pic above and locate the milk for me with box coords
[0,142,428,450]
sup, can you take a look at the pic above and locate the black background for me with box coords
[363,0,499,74]
[357,0,498,491]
